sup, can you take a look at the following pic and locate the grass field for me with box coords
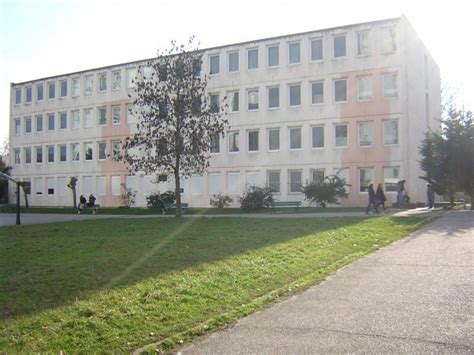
[0,216,431,352]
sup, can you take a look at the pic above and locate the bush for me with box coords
[210,194,233,208]
[239,186,274,211]
[302,174,349,208]
[146,190,176,209]
[119,183,137,208]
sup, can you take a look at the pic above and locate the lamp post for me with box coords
[0,172,20,225]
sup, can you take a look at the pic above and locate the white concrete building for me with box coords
[8,16,440,208]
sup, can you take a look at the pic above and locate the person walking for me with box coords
[77,195,87,214]
[427,183,435,209]
[396,180,406,204]
[375,183,387,212]
[365,183,379,214]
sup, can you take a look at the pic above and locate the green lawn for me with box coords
[0,216,431,352]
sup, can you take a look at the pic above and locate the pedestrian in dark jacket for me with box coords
[78,195,87,214]
[375,183,387,211]
[426,183,435,209]
[365,183,379,214]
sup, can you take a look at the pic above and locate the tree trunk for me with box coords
[469,192,474,211]
[174,168,182,217]
[72,188,77,209]
[20,184,29,208]
[449,191,455,207]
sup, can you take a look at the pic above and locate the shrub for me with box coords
[302,174,349,208]
[239,186,274,211]
[146,190,176,209]
[210,194,233,208]
[119,183,137,208]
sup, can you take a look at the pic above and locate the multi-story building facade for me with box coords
[8,16,440,208]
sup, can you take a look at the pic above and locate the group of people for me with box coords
[365,183,388,214]
[77,194,97,214]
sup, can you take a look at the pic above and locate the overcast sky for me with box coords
[1,0,473,148]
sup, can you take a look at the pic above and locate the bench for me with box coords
[162,203,189,214]
[271,201,301,213]
[0,204,16,213]
[78,204,100,214]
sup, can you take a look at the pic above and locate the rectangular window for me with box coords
[46,178,54,196]
[26,87,32,103]
[190,175,204,195]
[228,131,239,152]
[230,91,239,112]
[383,120,399,145]
[84,143,93,161]
[289,84,301,106]
[37,84,43,101]
[127,104,136,123]
[112,141,121,159]
[99,72,107,91]
[127,67,137,87]
[57,177,66,196]
[334,168,350,192]
[60,112,67,130]
[248,89,259,111]
[112,70,121,90]
[111,176,121,196]
[383,167,400,192]
[289,42,300,64]
[48,113,55,131]
[97,176,106,196]
[112,105,121,124]
[268,128,280,151]
[246,172,260,189]
[289,127,302,150]
[358,122,373,147]
[59,144,67,162]
[60,79,67,97]
[98,141,107,160]
[15,88,21,104]
[25,147,31,164]
[71,144,80,161]
[47,145,54,163]
[358,76,373,101]
[382,73,398,98]
[85,75,94,94]
[35,146,43,163]
[312,126,324,148]
[227,173,240,195]
[381,26,396,53]
[208,173,221,195]
[98,107,107,126]
[311,38,323,61]
[268,45,279,67]
[357,31,370,56]
[247,48,258,69]
[289,170,302,193]
[72,78,80,97]
[268,86,279,109]
[210,134,220,153]
[84,108,92,128]
[248,130,259,152]
[210,55,220,75]
[72,110,80,129]
[36,115,43,133]
[333,35,346,58]
[25,117,32,134]
[210,93,220,113]
[48,82,55,99]
[268,171,280,193]
[228,52,239,72]
[334,79,347,102]
[14,118,20,134]
[14,148,20,164]
[311,81,324,104]
[158,64,168,82]
[358,167,374,192]
[34,178,43,195]
[311,169,325,183]
[335,124,348,147]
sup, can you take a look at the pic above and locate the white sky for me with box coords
[1,0,473,148]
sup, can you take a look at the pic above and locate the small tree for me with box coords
[0,159,10,203]
[302,174,349,208]
[210,194,233,208]
[67,177,78,209]
[122,38,229,217]
[119,183,137,208]
[239,186,274,211]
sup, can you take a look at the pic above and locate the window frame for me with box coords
[209,54,220,76]
[60,79,68,98]
[333,78,348,103]
[247,88,259,111]
[99,72,108,92]
[267,170,281,194]
[267,44,279,68]
[383,119,399,146]
[382,72,398,99]
[288,170,303,194]
[358,121,374,147]
[357,75,373,102]
[356,30,370,57]
[288,41,301,65]
[267,86,280,110]
[267,128,280,152]
[358,167,374,193]
[311,125,325,149]
[112,70,122,90]
[228,131,240,153]
[247,130,259,153]
[48,81,56,100]
[334,123,349,148]
[288,83,302,107]
[310,37,324,62]
[247,48,259,70]
[333,34,347,59]
[310,80,324,105]
[228,51,239,73]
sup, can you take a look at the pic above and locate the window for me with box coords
[383,120,399,145]
[358,122,373,147]
[312,126,324,148]
[289,127,302,149]
[383,167,400,191]
[334,167,350,192]
[268,128,280,151]
[267,171,280,193]
[35,146,43,163]
[209,55,220,75]
[14,149,20,164]
[268,86,279,109]
[382,73,398,98]
[289,42,300,64]
[71,144,80,161]
[127,104,136,123]
[357,31,370,56]
[248,89,259,111]
[311,169,325,183]
[112,141,121,159]
[48,113,55,131]
[72,110,80,129]
[358,167,374,192]
[127,67,137,87]
[98,107,107,126]
[112,70,121,90]
[47,178,55,196]
[210,93,220,113]
[289,170,302,193]
[227,173,240,195]
[98,141,107,160]
[25,147,31,164]
[85,75,93,94]
[333,35,346,58]
[311,38,323,61]
[111,176,121,196]
[190,175,204,195]
[15,88,21,104]
[289,84,301,106]
[334,79,347,102]
[36,115,43,133]
[84,108,92,128]
[60,80,67,97]
[84,143,93,161]
[311,81,324,104]
[358,76,373,101]
[37,84,43,101]
[210,134,220,153]
[208,173,221,195]
[228,131,239,152]
[14,118,20,135]
[25,117,32,134]
[96,176,106,196]
[228,52,239,72]
[48,82,55,99]
[47,145,54,163]
[59,144,67,162]
[247,48,258,69]
[268,45,279,67]
[34,178,43,195]
[246,172,260,188]
[99,72,107,91]
[26,87,32,103]
[335,124,348,147]
[158,64,168,82]
[248,130,259,152]
[72,78,80,97]
[381,26,396,53]
[230,91,239,113]
[58,177,67,196]
[112,105,121,124]
[60,112,67,130]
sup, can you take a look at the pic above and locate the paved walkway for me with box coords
[180,211,473,354]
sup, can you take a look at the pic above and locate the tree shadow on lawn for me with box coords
[0,216,414,320]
